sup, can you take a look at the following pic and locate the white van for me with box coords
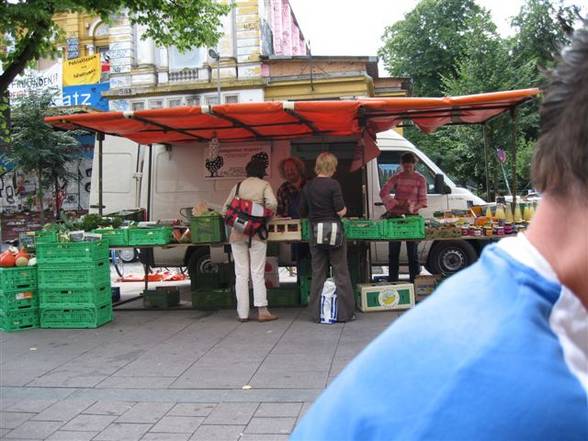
[90,130,487,278]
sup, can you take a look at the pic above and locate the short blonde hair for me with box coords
[314,152,338,176]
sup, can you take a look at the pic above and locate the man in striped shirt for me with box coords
[379,152,427,282]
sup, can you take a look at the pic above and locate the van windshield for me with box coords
[377,151,438,194]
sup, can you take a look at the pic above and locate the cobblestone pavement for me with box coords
[1,293,400,440]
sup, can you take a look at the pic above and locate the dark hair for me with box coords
[401,152,417,164]
[532,21,588,200]
[246,158,267,179]
[278,157,305,179]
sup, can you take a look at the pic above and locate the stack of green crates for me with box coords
[36,241,113,328]
[0,266,39,332]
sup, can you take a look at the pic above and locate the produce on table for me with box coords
[0,249,16,267]
[15,250,30,267]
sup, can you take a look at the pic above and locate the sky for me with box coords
[288,0,583,57]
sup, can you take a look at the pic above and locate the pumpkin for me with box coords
[0,250,16,267]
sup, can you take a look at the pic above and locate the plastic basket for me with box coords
[267,287,300,307]
[342,218,382,239]
[301,219,310,241]
[127,227,173,246]
[36,241,109,264]
[381,216,425,240]
[93,229,129,247]
[39,284,111,307]
[298,276,311,306]
[37,260,110,289]
[0,266,37,291]
[190,215,226,244]
[191,288,235,310]
[40,302,112,329]
[34,230,58,244]
[0,289,37,312]
[0,308,39,332]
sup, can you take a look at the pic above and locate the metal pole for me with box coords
[216,59,221,104]
[97,132,104,216]
[510,108,518,207]
[147,144,153,220]
[482,124,491,202]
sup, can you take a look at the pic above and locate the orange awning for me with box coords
[45,89,540,145]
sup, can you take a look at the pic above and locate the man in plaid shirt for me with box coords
[379,152,428,282]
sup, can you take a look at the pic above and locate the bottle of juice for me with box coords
[514,203,523,223]
[485,206,493,221]
[523,204,532,221]
[495,204,506,222]
[505,203,514,223]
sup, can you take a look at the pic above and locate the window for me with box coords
[167,98,182,108]
[205,95,220,106]
[224,94,239,104]
[185,96,200,106]
[377,151,437,194]
[148,100,163,110]
[168,46,203,71]
[132,102,145,111]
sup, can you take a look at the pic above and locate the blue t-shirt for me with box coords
[291,242,588,441]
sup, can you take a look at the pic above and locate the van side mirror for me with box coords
[434,174,452,195]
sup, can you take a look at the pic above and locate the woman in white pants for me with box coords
[223,157,278,322]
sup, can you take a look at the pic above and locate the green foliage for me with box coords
[379,0,583,200]
[8,87,84,220]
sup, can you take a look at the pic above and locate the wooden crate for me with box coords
[267,219,302,242]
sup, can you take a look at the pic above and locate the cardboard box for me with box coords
[356,282,415,312]
[264,257,280,289]
[414,275,442,297]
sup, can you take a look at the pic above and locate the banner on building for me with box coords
[63,82,110,111]
[203,143,271,180]
[63,54,100,86]
[8,61,63,104]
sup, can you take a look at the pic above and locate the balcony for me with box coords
[169,68,199,83]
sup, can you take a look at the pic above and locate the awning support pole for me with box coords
[510,108,518,207]
[97,132,105,216]
[482,124,491,202]
[147,144,153,220]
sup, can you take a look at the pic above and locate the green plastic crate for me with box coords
[301,219,310,241]
[40,302,112,329]
[93,228,129,247]
[342,218,382,239]
[34,230,58,244]
[381,216,425,240]
[143,287,180,308]
[191,288,235,310]
[37,260,110,290]
[0,289,37,312]
[267,287,300,307]
[37,241,109,264]
[0,308,39,332]
[298,276,311,306]
[190,215,226,244]
[39,284,111,307]
[0,266,37,291]
[127,227,173,246]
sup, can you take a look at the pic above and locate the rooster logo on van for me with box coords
[203,144,271,180]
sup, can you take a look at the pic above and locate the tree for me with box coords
[379,0,495,97]
[9,87,83,222]
[0,0,231,143]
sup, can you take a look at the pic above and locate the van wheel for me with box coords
[187,248,229,291]
[427,240,478,275]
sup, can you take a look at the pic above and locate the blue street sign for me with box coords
[62,82,110,111]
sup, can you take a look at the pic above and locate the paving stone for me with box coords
[167,403,217,417]
[239,435,289,441]
[150,416,204,434]
[189,424,245,441]
[204,403,259,425]
[3,420,62,439]
[0,400,19,411]
[27,372,107,388]
[96,376,175,389]
[83,401,136,416]
[3,400,56,413]
[61,414,117,432]
[142,433,191,441]
[250,370,329,389]
[255,403,303,418]
[45,430,99,441]
[0,412,35,429]
[244,417,295,435]
[31,400,95,422]
[116,402,175,424]
[94,422,152,441]
[299,402,314,420]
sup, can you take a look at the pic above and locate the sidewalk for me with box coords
[0,277,402,440]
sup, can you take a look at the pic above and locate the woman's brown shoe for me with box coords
[257,313,278,322]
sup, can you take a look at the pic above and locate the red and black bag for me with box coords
[225,182,273,242]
